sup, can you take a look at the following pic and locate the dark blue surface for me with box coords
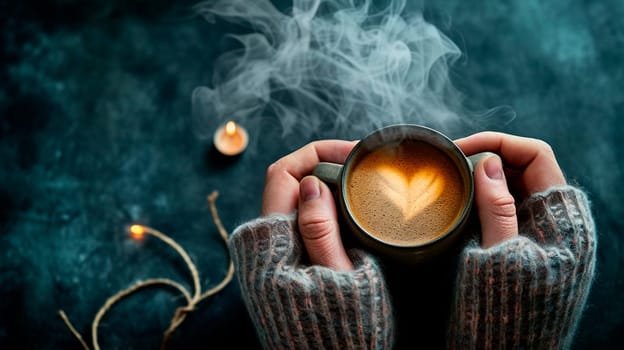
[1,0,622,348]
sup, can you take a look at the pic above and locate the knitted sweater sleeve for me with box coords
[229,214,394,349]
[448,186,597,349]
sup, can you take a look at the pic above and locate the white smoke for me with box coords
[191,0,513,142]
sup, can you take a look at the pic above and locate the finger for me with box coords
[474,155,519,248]
[262,140,356,215]
[455,132,566,194]
[297,176,354,270]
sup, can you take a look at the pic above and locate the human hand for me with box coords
[455,132,567,248]
[261,140,356,271]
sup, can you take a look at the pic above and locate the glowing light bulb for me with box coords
[130,225,145,240]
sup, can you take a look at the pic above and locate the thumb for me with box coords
[298,176,353,271]
[474,155,519,248]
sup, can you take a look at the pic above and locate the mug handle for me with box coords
[466,152,496,172]
[313,162,343,185]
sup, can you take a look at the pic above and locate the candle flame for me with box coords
[225,121,236,136]
[130,225,145,240]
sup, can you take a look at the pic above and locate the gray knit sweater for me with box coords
[229,186,596,349]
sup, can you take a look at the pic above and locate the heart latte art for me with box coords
[347,141,466,246]
[376,165,444,220]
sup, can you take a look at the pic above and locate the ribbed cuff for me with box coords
[229,214,394,349]
[448,186,597,349]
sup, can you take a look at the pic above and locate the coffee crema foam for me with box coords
[347,141,466,246]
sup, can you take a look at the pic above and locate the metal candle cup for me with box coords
[213,121,248,156]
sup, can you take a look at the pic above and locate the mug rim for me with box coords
[340,124,474,249]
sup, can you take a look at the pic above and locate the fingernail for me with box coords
[301,177,321,201]
[484,156,504,180]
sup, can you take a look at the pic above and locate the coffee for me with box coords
[346,140,466,246]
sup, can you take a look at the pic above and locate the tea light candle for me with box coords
[213,121,248,156]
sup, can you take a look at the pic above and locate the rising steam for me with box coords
[192,0,513,142]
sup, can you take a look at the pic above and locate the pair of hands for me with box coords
[261,132,566,271]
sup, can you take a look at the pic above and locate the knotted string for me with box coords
[58,191,235,350]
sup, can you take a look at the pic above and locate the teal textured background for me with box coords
[1,0,622,348]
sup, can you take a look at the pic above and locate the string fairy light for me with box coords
[58,191,235,350]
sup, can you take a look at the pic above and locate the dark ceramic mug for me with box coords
[313,124,490,264]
